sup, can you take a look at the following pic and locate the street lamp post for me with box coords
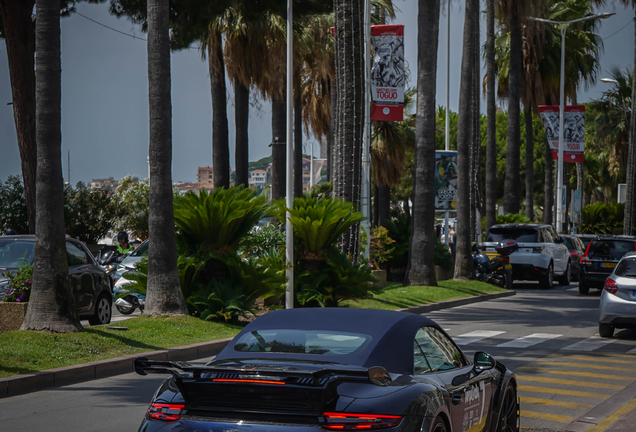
[528,13,614,233]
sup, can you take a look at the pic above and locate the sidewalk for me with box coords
[0,289,515,399]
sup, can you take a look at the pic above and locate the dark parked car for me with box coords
[561,235,586,281]
[134,308,519,432]
[573,234,598,250]
[579,236,636,294]
[0,235,113,325]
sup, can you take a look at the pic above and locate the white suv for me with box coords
[483,224,571,289]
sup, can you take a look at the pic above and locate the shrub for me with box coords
[0,175,29,234]
[114,176,150,240]
[1,261,33,302]
[64,182,120,244]
[238,223,285,258]
[434,239,453,270]
[580,202,625,234]
[369,226,395,270]
[382,212,411,271]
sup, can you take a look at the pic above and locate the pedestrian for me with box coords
[449,227,457,262]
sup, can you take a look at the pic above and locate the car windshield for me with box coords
[615,258,636,277]
[0,239,34,269]
[587,240,636,260]
[486,228,538,243]
[233,330,371,355]
[131,240,148,257]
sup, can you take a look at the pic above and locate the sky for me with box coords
[0,1,634,185]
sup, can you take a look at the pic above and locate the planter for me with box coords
[372,269,387,289]
[0,302,28,333]
[435,265,454,282]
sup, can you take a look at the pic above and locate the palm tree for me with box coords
[485,0,497,231]
[21,0,81,332]
[404,0,440,287]
[207,30,230,190]
[454,0,479,280]
[145,0,188,316]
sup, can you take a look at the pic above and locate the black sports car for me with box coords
[135,308,519,432]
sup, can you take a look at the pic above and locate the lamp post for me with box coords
[528,12,614,233]
[285,0,294,309]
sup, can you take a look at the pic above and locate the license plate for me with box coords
[505,264,512,270]
[602,262,617,268]
[486,248,495,252]
[632,290,636,299]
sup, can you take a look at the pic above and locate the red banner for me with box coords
[370,25,405,122]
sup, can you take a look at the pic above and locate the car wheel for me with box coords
[558,261,571,286]
[497,383,520,432]
[579,282,590,295]
[431,417,448,432]
[540,263,553,289]
[88,294,112,325]
[599,323,615,338]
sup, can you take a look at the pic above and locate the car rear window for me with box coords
[563,237,575,250]
[233,330,371,356]
[615,258,636,277]
[587,240,636,261]
[486,228,538,243]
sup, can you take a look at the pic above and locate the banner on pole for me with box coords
[311,158,327,186]
[538,105,585,163]
[370,25,404,122]
[435,151,458,211]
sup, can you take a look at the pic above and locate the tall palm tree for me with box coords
[454,0,479,280]
[404,0,441,287]
[207,30,230,190]
[485,0,497,231]
[145,0,188,316]
[21,0,81,332]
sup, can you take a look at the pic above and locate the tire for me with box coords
[116,304,135,315]
[88,294,112,325]
[540,263,553,289]
[497,383,520,432]
[579,282,590,295]
[599,323,615,338]
[431,417,448,432]
[558,261,571,286]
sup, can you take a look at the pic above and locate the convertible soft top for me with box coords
[215,308,439,375]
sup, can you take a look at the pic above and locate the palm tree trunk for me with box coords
[525,105,534,220]
[544,136,553,224]
[470,10,481,243]
[208,31,229,190]
[271,98,286,200]
[327,78,336,182]
[503,2,522,214]
[373,184,379,227]
[377,184,391,228]
[485,0,496,232]
[0,0,37,233]
[144,0,187,316]
[295,90,304,198]
[234,81,249,188]
[333,0,364,259]
[453,0,478,280]
[21,0,81,332]
[624,10,636,235]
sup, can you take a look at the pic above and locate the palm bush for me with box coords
[580,202,625,234]
[238,222,285,258]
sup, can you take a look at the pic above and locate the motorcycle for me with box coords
[97,246,126,287]
[113,276,145,315]
[472,240,518,289]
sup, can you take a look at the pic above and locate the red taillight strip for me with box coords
[212,378,286,385]
[604,279,618,295]
[147,403,184,422]
[323,412,402,430]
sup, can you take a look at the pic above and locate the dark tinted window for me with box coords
[66,242,89,266]
[233,330,370,355]
[486,228,539,243]
[588,240,636,261]
[615,258,636,277]
[413,327,466,374]
[0,240,34,268]
[563,237,579,250]
[131,240,148,257]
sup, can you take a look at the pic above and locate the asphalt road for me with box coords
[2,280,636,432]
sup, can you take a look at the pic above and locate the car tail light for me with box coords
[322,412,402,430]
[499,256,510,263]
[533,247,544,253]
[604,279,618,295]
[147,403,185,422]
[570,251,579,257]
[580,255,591,266]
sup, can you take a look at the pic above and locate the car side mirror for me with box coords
[473,352,496,375]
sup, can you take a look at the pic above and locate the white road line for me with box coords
[626,347,636,355]
[454,331,505,345]
[562,336,616,352]
[496,333,562,348]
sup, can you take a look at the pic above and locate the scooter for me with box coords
[113,280,145,315]
[97,246,125,287]
[472,240,518,289]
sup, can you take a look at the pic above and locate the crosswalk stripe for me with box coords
[519,385,610,399]
[549,354,636,365]
[496,333,562,348]
[520,396,593,411]
[562,336,616,351]
[521,410,574,423]
[517,367,631,381]
[453,330,505,345]
[516,375,625,390]
[530,360,635,372]
[551,351,636,359]
[627,347,636,355]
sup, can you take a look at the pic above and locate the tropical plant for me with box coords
[114,176,150,240]
[369,226,395,270]
[238,223,285,258]
[64,183,120,244]
[382,212,411,274]
[433,239,452,270]
[189,278,254,322]
[1,261,33,303]
[485,0,497,230]
[579,202,625,234]
[0,175,29,234]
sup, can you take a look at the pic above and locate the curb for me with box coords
[0,289,513,399]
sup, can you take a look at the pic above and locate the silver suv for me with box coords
[483,224,571,289]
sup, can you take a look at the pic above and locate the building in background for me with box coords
[248,169,267,189]
[197,166,214,190]
[89,177,118,192]
[174,182,199,194]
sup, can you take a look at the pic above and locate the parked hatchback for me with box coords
[599,252,636,337]
[0,235,113,325]
[579,236,636,294]
[561,234,586,281]
[484,223,571,289]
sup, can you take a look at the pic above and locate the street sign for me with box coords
[572,190,582,214]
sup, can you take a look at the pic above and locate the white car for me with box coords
[483,223,571,289]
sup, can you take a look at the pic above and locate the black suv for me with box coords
[0,235,113,325]
[579,235,636,294]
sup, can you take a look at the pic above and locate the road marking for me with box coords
[585,396,636,432]
[521,410,574,423]
[529,359,635,373]
[549,354,636,365]
[520,396,593,411]
[453,330,505,345]
[497,333,562,348]
[562,336,616,352]
[517,367,631,381]
[551,351,636,359]
[627,347,636,355]
[517,375,625,390]
[519,385,610,399]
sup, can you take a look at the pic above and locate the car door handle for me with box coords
[452,396,463,405]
